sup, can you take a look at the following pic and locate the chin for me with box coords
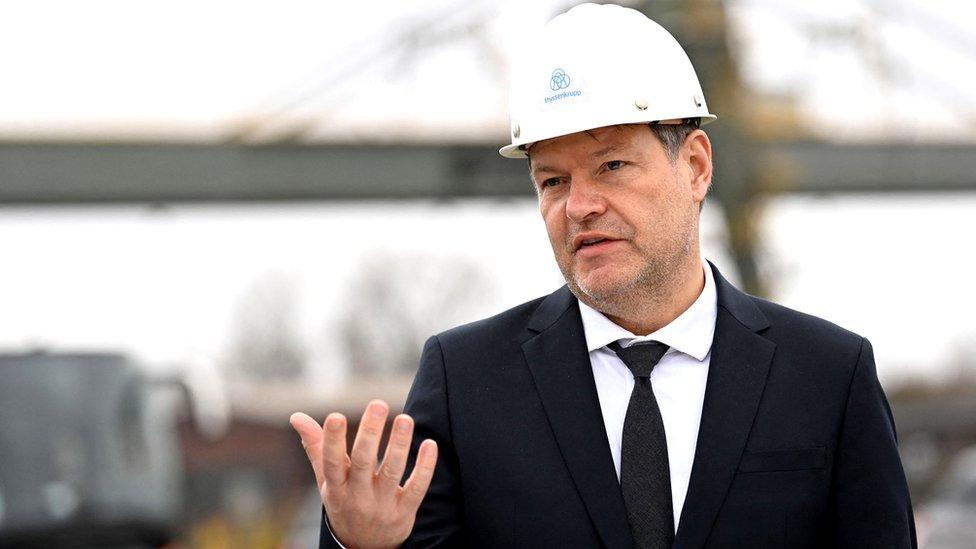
[571,268,639,302]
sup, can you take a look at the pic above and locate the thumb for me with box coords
[290,412,327,486]
[290,412,324,443]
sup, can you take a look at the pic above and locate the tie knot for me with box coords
[608,340,669,379]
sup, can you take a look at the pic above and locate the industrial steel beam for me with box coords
[2,141,974,205]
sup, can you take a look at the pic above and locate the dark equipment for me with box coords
[0,352,183,548]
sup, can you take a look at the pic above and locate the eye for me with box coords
[542,177,562,188]
[606,160,625,171]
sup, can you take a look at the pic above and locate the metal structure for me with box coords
[3,140,973,202]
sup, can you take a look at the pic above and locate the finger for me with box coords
[321,412,350,488]
[376,414,414,497]
[290,412,326,488]
[399,439,438,512]
[348,400,389,488]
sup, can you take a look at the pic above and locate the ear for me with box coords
[682,130,713,204]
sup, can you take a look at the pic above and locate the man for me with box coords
[291,4,916,547]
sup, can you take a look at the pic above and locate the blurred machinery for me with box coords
[916,445,976,548]
[0,352,183,547]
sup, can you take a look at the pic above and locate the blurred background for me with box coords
[1,0,974,547]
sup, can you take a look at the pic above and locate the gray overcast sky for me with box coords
[1,0,974,142]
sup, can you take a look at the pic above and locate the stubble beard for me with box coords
[559,211,699,320]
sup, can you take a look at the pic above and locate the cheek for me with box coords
[671,166,698,203]
[544,219,566,250]
[539,202,564,237]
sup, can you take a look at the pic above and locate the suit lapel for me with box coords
[522,286,635,549]
[673,265,776,549]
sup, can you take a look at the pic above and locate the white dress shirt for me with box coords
[577,261,717,531]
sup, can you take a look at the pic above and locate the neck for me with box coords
[587,256,706,336]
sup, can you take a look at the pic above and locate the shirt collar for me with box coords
[577,260,717,361]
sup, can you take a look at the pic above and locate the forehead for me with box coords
[528,124,650,164]
[527,124,663,172]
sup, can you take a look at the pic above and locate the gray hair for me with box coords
[647,121,700,163]
[650,120,709,211]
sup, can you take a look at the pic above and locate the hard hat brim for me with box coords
[498,114,717,159]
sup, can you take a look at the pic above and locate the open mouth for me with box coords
[574,236,621,253]
[572,232,624,253]
[580,237,606,247]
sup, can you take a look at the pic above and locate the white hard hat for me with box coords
[499,3,717,159]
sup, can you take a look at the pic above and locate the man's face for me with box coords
[528,124,704,305]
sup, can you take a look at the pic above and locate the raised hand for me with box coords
[290,400,438,549]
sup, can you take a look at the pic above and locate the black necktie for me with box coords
[607,340,674,549]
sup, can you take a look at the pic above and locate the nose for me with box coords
[565,176,606,222]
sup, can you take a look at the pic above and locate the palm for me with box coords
[291,401,438,549]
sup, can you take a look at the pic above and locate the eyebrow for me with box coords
[530,164,558,177]
[588,144,623,159]
[530,144,626,177]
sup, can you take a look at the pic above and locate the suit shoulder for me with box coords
[750,295,865,352]
[432,292,552,349]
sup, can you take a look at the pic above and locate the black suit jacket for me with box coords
[321,263,916,548]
